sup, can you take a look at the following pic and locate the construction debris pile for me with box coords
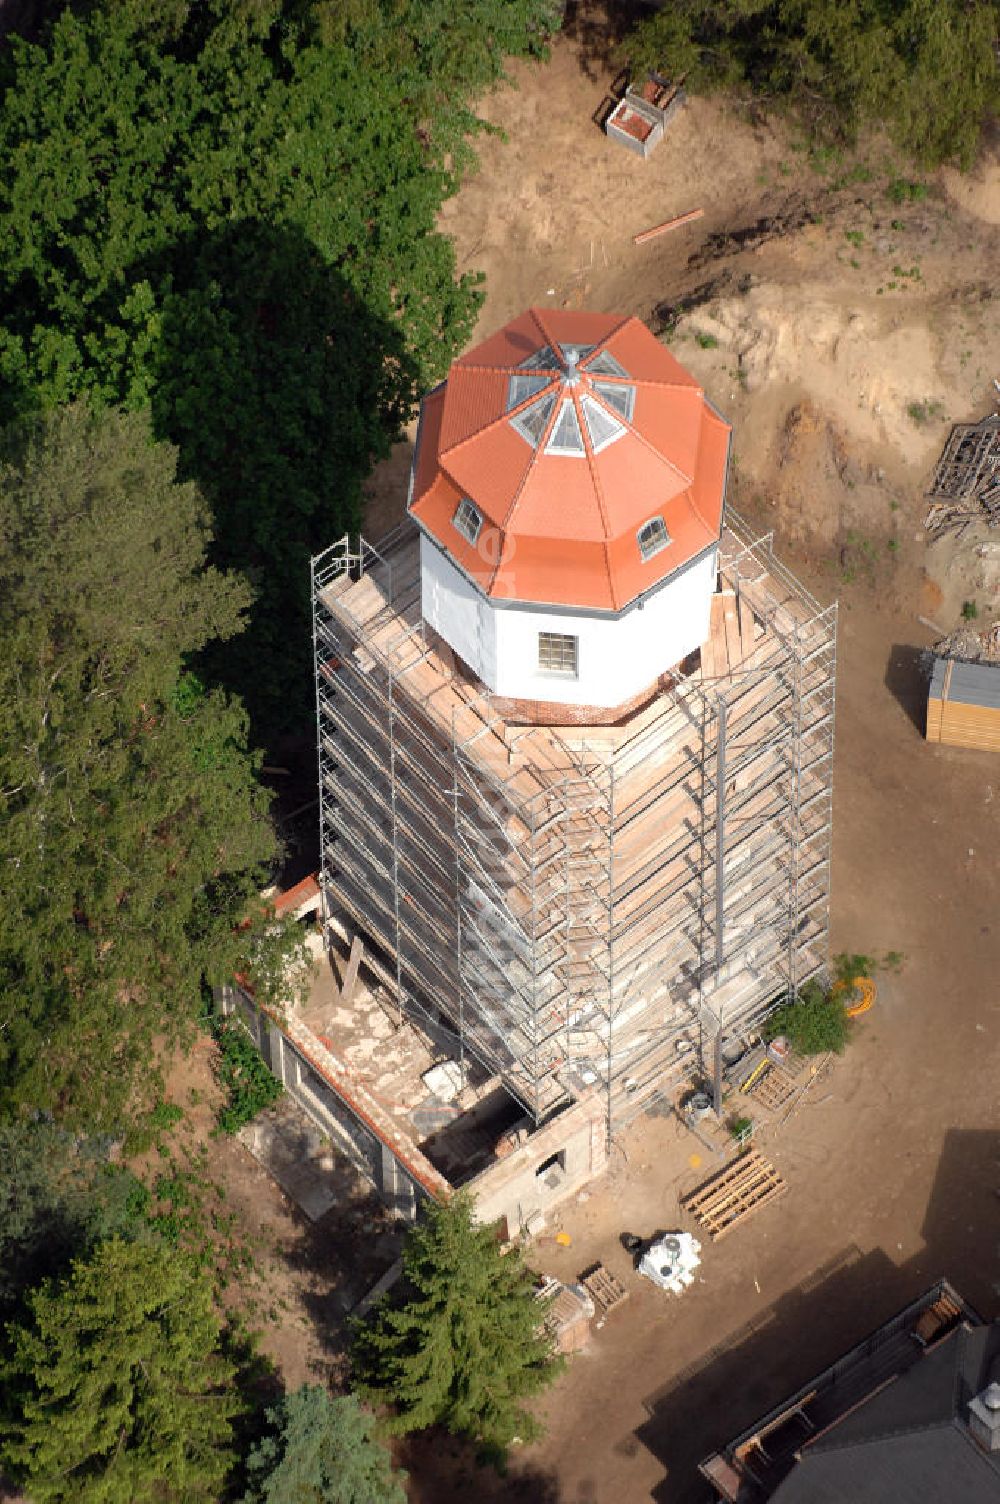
[925,415,1000,539]
[933,618,1000,666]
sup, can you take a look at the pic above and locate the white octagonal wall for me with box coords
[419,533,716,709]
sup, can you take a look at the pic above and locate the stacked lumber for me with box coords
[914,1289,963,1346]
[927,655,1000,750]
[682,1150,787,1241]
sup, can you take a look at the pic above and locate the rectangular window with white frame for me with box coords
[537,631,578,677]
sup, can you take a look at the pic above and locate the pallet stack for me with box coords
[682,1150,787,1241]
[925,416,1000,538]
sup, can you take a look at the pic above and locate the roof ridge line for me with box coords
[574,388,620,610]
[807,1416,957,1455]
[528,305,559,354]
[619,404,694,490]
[686,416,720,534]
[438,377,559,459]
[492,389,565,568]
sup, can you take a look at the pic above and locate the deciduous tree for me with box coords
[0,0,560,730]
[623,0,999,168]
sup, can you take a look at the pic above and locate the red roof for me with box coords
[408,308,730,612]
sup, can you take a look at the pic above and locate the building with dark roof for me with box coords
[701,1280,1000,1503]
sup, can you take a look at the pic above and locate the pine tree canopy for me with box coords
[0,1237,239,1504]
[351,1193,563,1452]
[0,403,302,1129]
[623,0,1000,168]
[242,1386,406,1504]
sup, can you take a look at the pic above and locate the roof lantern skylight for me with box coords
[545,398,585,455]
[580,394,625,452]
[505,338,637,454]
[585,348,629,378]
[510,389,557,448]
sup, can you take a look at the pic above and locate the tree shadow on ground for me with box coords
[561,0,643,85]
[635,1126,1000,1500]
[885,643,931,735]
[397,1429,565,1503]
[145,221,417,747]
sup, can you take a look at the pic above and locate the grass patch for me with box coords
[907,399,944,425]
[887,178,928,204]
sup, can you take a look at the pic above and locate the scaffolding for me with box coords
[312,513,836,1143]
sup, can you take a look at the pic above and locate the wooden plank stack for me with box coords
[927,654,1000,750]
[682,1149,787,1241]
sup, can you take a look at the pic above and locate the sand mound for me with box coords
[941,139,1000,226]
[684,286,951,463]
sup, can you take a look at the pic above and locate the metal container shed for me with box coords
[927,655,1000,750]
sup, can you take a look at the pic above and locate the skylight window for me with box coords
[580,394,625,453]
[592,380,635,422]
[518,345,557,371]
[545,399,584,455]
[510,390,556,448]
[586,349,629,378]
[637,516,671,561]
[453,498,483,546]
[506,372,551,411]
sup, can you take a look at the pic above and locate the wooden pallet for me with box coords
[682,1150,787,1241]
[746,1061,798,1113]
[581,1263,629,1315]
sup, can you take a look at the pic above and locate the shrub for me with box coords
[765,978,850,1055]
[213,1019,282,1135]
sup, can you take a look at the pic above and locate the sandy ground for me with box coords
[147,14,1000,1501]
[371,16,1000,1501]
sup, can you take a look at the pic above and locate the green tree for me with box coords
[0,1120,150,1321]
[0,0,559,730]
[622,0,999,168]
[243,1386,405,1504]
[0,1237,238,1504]
[0,403,303,1128]
[351,1193,562,1454]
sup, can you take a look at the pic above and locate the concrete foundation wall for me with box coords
[223,985,450,1221]
[467,1093,607,1238]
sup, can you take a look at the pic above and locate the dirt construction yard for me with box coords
[180,12,1000,1502]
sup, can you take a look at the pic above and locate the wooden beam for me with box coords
[340,934,364,1004]
[633,207,704,245]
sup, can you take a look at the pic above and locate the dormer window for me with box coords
[638,516,670,560]
[453,498,483,546]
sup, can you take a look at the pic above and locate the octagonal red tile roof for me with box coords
[408,307,730,612]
